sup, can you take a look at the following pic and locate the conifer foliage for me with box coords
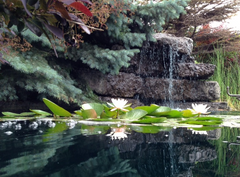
[0,0,189,105]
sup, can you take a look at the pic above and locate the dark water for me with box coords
[0,119,240,177]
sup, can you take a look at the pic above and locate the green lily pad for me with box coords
[196,117,223,121]
[30,109,52,116]
[132,117,167,124]
[166,110,183,118]
[2,112,36,117]
[87,118,121,122]
[121,109,148,120]
[82,109,97,119]
[81,103,104,116]
[2,112,22,117]
[149,106,171,116]
[134,104,159,114]
[103,105,117,117]
[191,126,221,131]
[43,98,72,117]
[181,110,194,118]
[74,110,82,116]
[182,120,222,126]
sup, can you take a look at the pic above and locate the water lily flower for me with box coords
[107,98,131,112]
[106,127,128,140]
[188,103,211,116]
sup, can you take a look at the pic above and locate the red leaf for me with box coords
[61,0,92,5]
[69,2,92,17]
[54,1,72,20]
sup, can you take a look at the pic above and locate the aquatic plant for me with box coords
[0,98,224,130]
[107,98,131,118]
[188,103,211,117]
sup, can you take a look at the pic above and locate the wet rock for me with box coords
[176,63,216,79]
[142,79,220,101]
[80,70,143,97]
[153,33,193,55]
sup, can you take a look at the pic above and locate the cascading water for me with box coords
[162,44,179,108]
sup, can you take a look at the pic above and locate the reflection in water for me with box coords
[0,120,240,177]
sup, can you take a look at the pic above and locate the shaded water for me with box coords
[1,119,240,177]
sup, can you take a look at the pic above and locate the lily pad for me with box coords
[81,103,104,116]
[132,117,167,124]
[121,109,148,120]
[30,109,52,116]
[149,106,171,116]
[43,98,72,117]
[196,117,223,121]
[74,110,82,116]
[166,110,183,118]
[2,112,36,117]
[182,110,194,118]
[82,109,97,119]
[134,104,159,114]
[182,120,223,126]
[191,126,221,131]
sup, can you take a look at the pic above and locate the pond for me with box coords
[1,115,240,177]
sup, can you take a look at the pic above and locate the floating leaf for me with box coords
[74,110,82,116]
[182,110,194,118]
[191,126,221,131]
[82,109,97,119]
[196,117,223,121]
[2,112,20,117]
[134,104,159,114]
[88,118,120,122]
[182,120,222,126]
[69,2,92,17]
[166,110,183,118]
[121,109,148,120]
[43,98,72,117]
[150,106,171,116]
[2,112,35,117]
[103,105,116,117]
[82,103,104,116]
[30,109,52,116]
[132,117,167,124]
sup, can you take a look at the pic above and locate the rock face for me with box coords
[80,33,224,109]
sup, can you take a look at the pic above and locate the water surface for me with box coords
[0,119,240,177]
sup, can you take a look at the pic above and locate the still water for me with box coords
[0,119,240,177]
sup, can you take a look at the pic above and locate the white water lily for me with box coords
[188,103,211,116]
[107,98,130,112]
[106,128,128,140]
